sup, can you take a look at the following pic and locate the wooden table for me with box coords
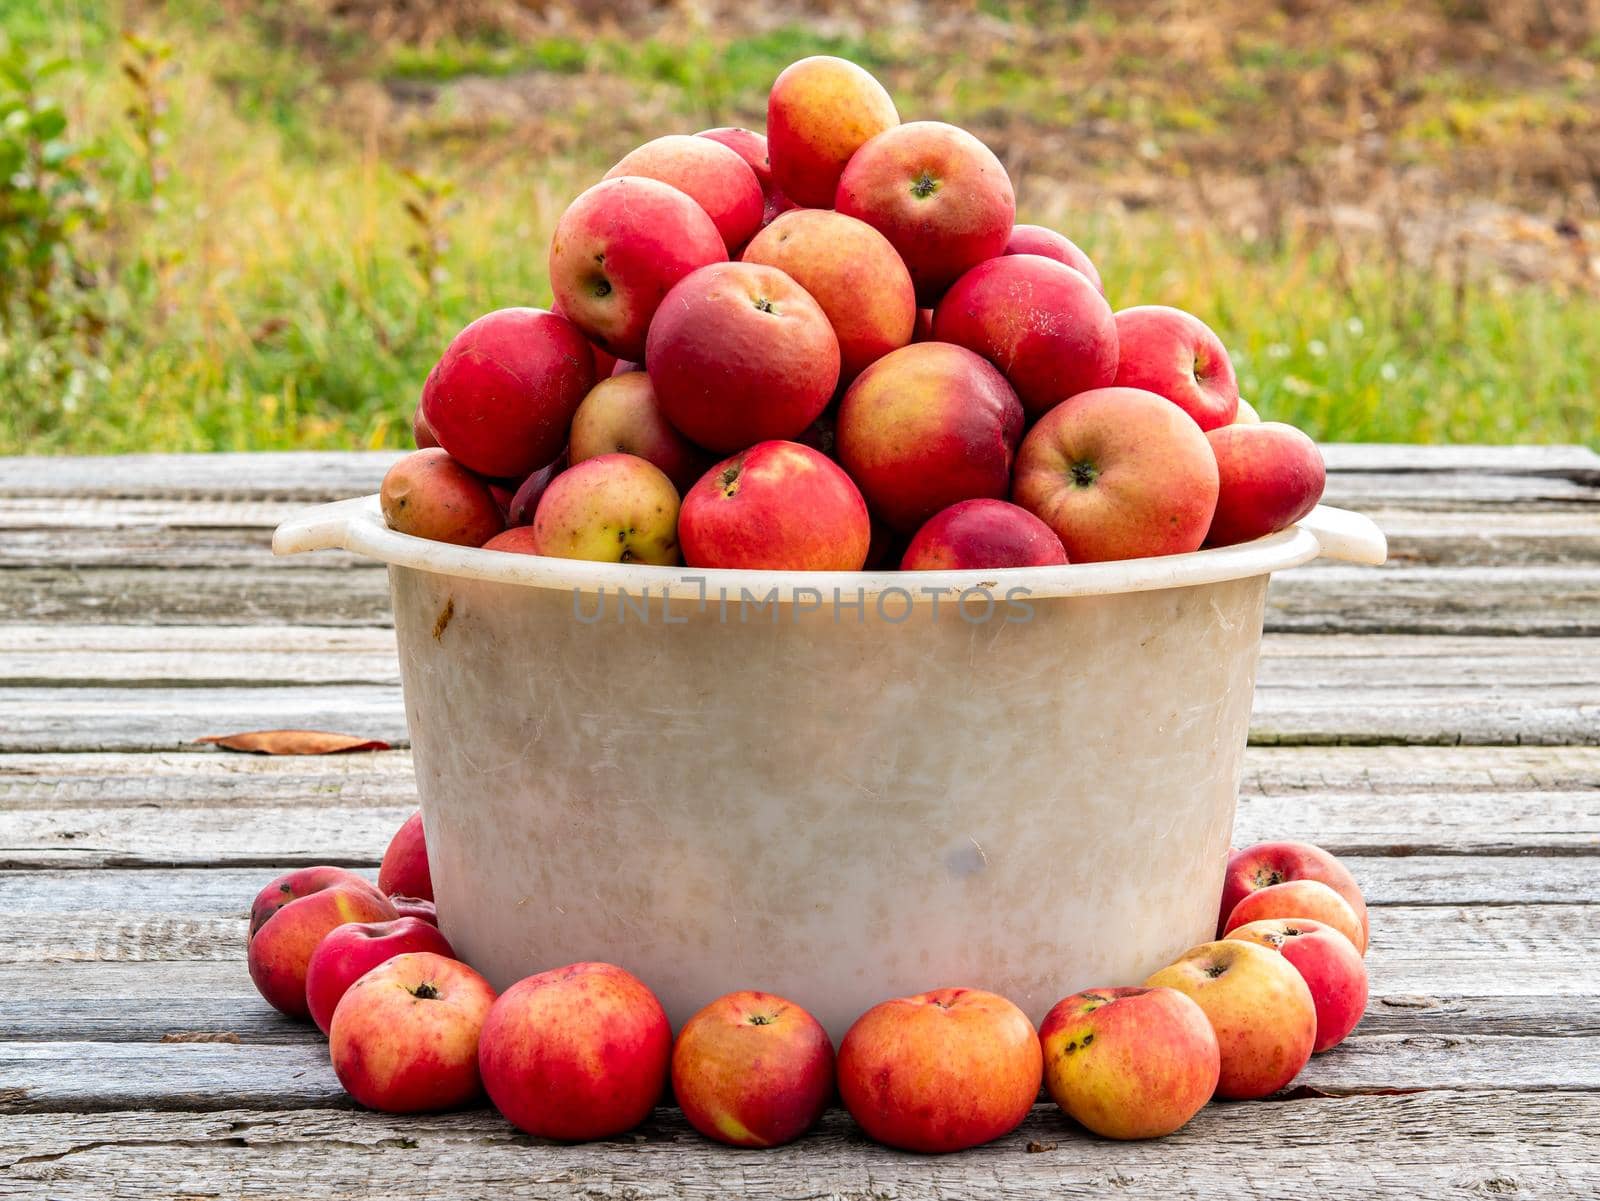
[2,445,1597,1199]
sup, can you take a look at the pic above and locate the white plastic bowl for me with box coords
[276,497,1384,1039]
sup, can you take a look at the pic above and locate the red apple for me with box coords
[306,916,456,1035]
[388,895,437,926]
[837,987,1042,1154]
[1039,986,1219,1139]
[478,961,671,1141]
[418,308,594,480]
[248,879,397,1019]
[378,811,431,900]
[531,453,681,565]
[606,134,764,255]
[329,952,496,1113]
[767,55,898,208]
[1223,879,1366,956]
[568,372,709,494]
[1226,918,1369,1052]
[671,990,835,1148]
[1012,386,1219,562]
[551,299,617,380]
[380,448,505,548]
[647,261,840,453]
[505,452,566,528]
[1205,422,1326,547]
[1004,224,1104,294]
[836,121,1015,305]
[836,342,1024,533]
[900,498,1067,570]
[741,209,916,382]
[680,440,870,571]
[481,526,540,555]
[411,404,439,449]
[1144,940,1316,1100]
[695,127,795,232]
[933,253,1118,420]
[549,176,726,361]
[249,866,385,940]
[1219,841,1369,950]
[697,127,773,193]
[1112,305,1238,431]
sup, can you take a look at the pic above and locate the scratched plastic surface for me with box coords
[276,498,1384,1039]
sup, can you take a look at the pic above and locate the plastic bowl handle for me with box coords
[271,495,377,557]
[1297,504,1387,566]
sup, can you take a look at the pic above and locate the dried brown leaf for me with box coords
[196,730,390,755]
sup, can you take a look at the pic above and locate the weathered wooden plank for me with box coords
[8,627,1600,692]
[1321,472,1598,510]
[5,648,1600,752]
[1359,510,1600,567]
[3,744,1595,806]
[9,561,1597,634]
[1240,744,1600,793]
[0,496,308,527]
[6,503,1597,571]
[0,451,403,500]
[4,774,1596,868]
[1316,443,1600,474]
[5,953,1591,1044]
[0,749,419,809]
[1266,565,1600,636]
[0,1032,1596,1119]
[2,444,1592,496]
[1247,685,1600,746]
[3,745,1596,870]
[3,630,1600,751]
[2,1093,1596,1200]
[0,625,400,686]
[1,443,1592,488]
[0,859,1589,990]
[0,566,391,627]
[0,685,408,754]
[8,789,1597,869]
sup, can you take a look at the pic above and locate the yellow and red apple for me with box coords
[1039,986,1219,1139]
[837,987,1042,1154]
[329,951,495,1113]
[380,449,505,548]
[1226,918,1369,1052]
[671,990,835,1148]
[1145,940,1316,1100]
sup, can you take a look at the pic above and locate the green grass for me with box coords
[1,3,1596,455]
[385,36,590,82]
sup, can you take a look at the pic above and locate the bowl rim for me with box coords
[273,494,1384,603]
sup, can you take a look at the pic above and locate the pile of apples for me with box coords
[383,55,1328,571]
[246,814,1370,1148]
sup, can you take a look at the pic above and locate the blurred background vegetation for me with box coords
[1,0,1597,454]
